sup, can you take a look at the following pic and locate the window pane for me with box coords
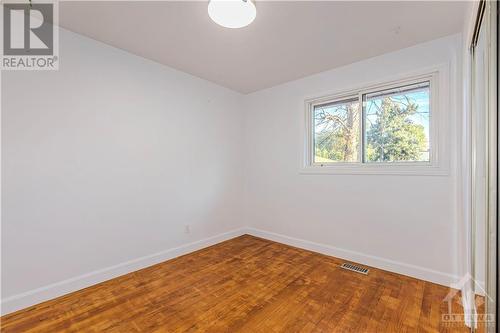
[313,97,360,163]
[363,81,430,163]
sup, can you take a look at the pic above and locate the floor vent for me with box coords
[340,262,369,275]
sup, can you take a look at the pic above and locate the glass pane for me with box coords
[364,81,430,163]
[313,97,360,163]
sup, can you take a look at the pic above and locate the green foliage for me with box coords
[315,132,349,161]
[366,97,427,162]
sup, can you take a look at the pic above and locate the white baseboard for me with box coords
[0,228,247,316]
[245,227,459,287]
[1,226,461,316]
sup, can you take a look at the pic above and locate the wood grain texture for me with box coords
[1,235,475,332]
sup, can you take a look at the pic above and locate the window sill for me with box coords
[299,164,449,176]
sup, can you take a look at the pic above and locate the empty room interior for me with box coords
[1,1,499,332]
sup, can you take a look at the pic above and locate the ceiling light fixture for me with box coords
[208,0,256,29]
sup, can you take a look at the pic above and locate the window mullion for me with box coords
[359,92,365,164]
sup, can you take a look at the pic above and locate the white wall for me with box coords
[243,34,463,286]
[1,28,245,312]
[1,29,467,315]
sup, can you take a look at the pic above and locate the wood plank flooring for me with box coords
[1,235,474,332]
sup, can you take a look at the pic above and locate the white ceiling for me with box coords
[60,1,468,94]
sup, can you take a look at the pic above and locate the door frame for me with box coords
[469,1,498,332]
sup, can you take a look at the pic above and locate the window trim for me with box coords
[301,69,448,176]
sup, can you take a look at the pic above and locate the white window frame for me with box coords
[301,69,449,176]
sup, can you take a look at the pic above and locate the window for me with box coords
[363,81,430,163]
[304,72,442,174]
[314,97,360,163]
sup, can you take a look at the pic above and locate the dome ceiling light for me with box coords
[208,0,257,29]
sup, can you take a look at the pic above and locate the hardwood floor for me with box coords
[1,235,474,332]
